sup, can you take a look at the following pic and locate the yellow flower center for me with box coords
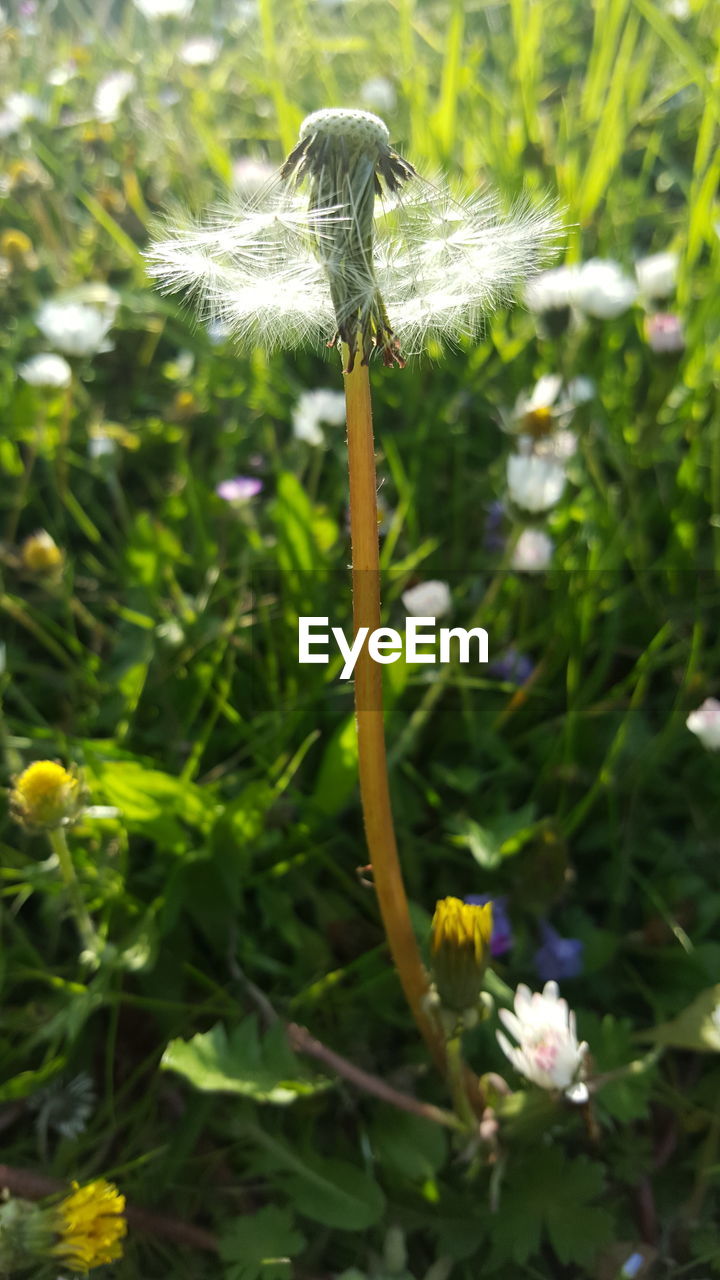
[51,1179,127,1272]
[522,405,554,437]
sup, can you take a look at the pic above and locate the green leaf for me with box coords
[638,984,720,1053]
[0,1056,65,1103]
[370,1110,448,1181]
[487,1149,613,1269]
[279,1154,385,1230]
[161,1018,327,1105]
[447,804,538,870]
[84,754,215,836]
[219,1206,305,1280]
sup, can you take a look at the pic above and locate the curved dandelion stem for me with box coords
[343,351,447,1074]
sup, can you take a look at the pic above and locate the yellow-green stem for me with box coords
[445,1033,476,1131]
[342,353,447,1073]
[47,826,98,958]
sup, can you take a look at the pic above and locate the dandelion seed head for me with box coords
[147,108,562,365]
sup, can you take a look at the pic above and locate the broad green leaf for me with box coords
[219,1206,305,1280]
[161,1018,327,1105]
[370,1110,448,1181]
[638,984,720,1053]
[0,1056,65,1103]
[279,1154,385,1231]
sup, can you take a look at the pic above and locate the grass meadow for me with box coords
[1,0,719,1276]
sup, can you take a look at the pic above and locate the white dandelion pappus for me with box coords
[146,108,562,367]
[497,979,589,1099]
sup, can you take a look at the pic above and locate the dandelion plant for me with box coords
[147,107,560,1085]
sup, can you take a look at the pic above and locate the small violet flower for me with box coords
[216,476,263,502]
[489,648,534,685]
[483,500,506,554]
[687,697,720,751]
[465,894,513,956]
[533,920,584,982]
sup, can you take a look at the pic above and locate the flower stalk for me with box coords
[344,352,445,1069]
[47,826,99,959]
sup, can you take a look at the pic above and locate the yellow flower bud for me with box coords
[20,529,64,576]
[10,761,81,830]
[430,896,493,1015]
[0,228,35,266]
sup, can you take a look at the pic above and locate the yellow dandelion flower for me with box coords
[10,761,81,830]
[20,529,64,576]
[430,896,493,1014]
[51,1179,127,1273]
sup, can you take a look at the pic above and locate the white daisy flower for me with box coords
[132,0,194,15]
[360,77,397,114]
[571,258,637,319]
[36,295,117,357]
[179,36,221,65]
[511,528,554,571]
[147,107,561,368]
[507,452,566,513]
[497,980,589,1099]
[686,697,720,751]
[292,388,346,445]
[17,353,72,388]
[635,250,678,300]
[93,70,136,124]
[401,580,452,618]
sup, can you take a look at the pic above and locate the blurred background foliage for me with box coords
[0,0,719,1275]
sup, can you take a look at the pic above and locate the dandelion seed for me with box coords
[147,107,561,368]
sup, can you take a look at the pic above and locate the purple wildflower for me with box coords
[216,476,263,502]
[533,920,584,982]
[465,894,513,957]
[489,647,534,685]
[483,500,506,554]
